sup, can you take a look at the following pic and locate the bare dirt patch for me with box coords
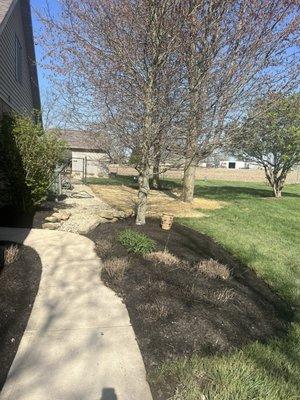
[87,218,291,399]
[90,184,224,218]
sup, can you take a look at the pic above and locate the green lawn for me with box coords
[152,180,300,400]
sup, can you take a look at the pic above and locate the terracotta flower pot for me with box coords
[161,213,174,230]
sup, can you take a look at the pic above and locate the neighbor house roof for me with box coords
[60,130,108,152]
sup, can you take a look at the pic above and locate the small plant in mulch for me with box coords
[195,258,231,280]
[118,229,156,255]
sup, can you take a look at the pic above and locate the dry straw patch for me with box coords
[196,258,231,280]
[95,239,113,256]
[137,298,171,321]
[213,288,235,303]
[4,245,19,265]
[102,256,129,281]
[90,184,224,218]
[144,250,182,267]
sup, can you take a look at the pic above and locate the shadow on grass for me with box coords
[87,175,181,191]
[87,175,138,188]
[193,185,300,201]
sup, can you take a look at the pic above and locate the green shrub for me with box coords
[118,229,156,255]
[1,113,66,211]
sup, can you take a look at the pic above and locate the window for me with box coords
[15,35,22,84]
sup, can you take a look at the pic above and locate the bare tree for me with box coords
[39,0,181,224]
[178,0,300,202]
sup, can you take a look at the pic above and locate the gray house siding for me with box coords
[0,0,41,209]
[0,0,35,115]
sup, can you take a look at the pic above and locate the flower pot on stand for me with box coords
[161,213,174,230]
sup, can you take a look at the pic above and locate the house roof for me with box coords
[0,0,15,28]
[60,130,108,152]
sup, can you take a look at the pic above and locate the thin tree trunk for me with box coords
[152,147,161,189]
[273,178,283,198]
[264,165,284,198]
[152,164,160,189]
[136,166,150,225]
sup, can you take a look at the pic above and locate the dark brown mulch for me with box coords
[87,218,292,373]
[0,242,42,391]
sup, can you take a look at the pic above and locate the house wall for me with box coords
[0,98,11,208]
[71,150,110,177]
[0,0,35,114]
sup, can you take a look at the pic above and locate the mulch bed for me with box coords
[87,218,292,398]
[0,242,42,391]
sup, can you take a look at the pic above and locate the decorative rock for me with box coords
[45,216,59,223]
[124,209,135,218]
[107,218,118,223]
[52,211,71,221]
[98,210,118,220]
[42,222,60,230]
[58,211,71,221]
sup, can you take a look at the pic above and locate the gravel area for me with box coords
[56,185,115,234]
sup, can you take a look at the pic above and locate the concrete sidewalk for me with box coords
[0,228,152,400]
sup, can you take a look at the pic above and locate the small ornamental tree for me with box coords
[2,114,66,210]
[231,94,300,197]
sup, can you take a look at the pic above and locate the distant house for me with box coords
[60,130,110,177]
[0,0,41,207]
[219,157,259,170]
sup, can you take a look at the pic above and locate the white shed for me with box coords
[61,130,110,177]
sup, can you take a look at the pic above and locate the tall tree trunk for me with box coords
[182,159,196,202]
[182,6,199,203]
[136,166,150,225]
[182,126,198,202]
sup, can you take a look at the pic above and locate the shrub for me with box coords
[195,258,230,280]
[4,244,19,265]
[118,229,156,255]
[1,113,66,211]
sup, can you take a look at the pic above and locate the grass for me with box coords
[118,229,156,255]
[89,174,300,398]
[152,180,300,400]
[182,181,300,304]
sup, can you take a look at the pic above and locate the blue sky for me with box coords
[30,0,60,104]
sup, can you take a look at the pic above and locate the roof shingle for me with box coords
[0,0,14,27]
[60,130,108,152]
